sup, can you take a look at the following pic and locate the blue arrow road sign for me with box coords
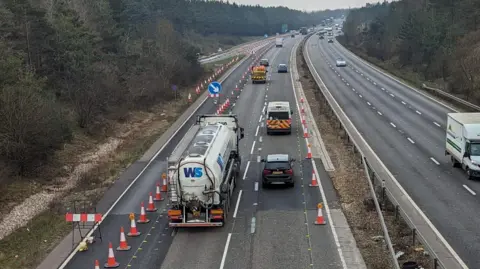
[208,81,222,95]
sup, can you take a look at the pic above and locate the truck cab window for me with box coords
[471,143,480,156]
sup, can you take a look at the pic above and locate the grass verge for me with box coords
[297,39,432,268]
[0,55,243,269]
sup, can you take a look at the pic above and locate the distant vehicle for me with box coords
[328,38,334,43]
[336,58,346,67]
[275,37,283,47]
[166,114,244,227]
[251,65,267,84]
[259,58,269,66]
[266,101,293,135]
[319,35,324,39]
[291,34,295,38]
[300,27,308,35]
[261,154,296,188]
[446,113,480,180]
[277,64,288,73]
[328,32,333,36]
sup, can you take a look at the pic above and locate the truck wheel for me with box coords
[451,156,460,168]
[466,168,474,180]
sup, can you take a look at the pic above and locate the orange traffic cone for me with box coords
[146,192,157,212]
[161,174,168,192]
[94,260,100,269]
[309,170,319,187]
[306,144,312,159]
[154,183,164,201]
[127,213,141,236]
[314,204,326,225]
[117,227,131,251]
[302,114,306,125]
[138,202,150,224]
[303,125,309,138]
[104,242,120,268]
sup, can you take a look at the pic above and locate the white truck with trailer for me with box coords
[275,37,283,47]
[167,115,244,227]
[446,113,480,179]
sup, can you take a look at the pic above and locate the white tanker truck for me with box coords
[167,115,244,227]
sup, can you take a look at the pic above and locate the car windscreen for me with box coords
[265,161,290,170]
[267,111,289,120]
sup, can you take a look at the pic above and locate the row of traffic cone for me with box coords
[101,179,169,268]
[298,90,326,226]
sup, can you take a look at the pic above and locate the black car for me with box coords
[259,59,269,66]
[291,34,295,38]
[261,154,295,187]
[319,35,324,39]
[328,38,334,43]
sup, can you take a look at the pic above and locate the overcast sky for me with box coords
[231,0,388,11]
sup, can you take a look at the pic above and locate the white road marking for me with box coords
[401,101,406,105]
[243,161,250,180]
[367,102,371,106]
[259,136,263,142]
[257,156,261,163]
[262,106,266,114]
[377,111,382,116]
[261,122,264,128]
[233,190,243,218]
[430,157,440,165]
[367,77,370,80]
[463,185,476,196]
[361,73,364,76]
[219,233,232,269]
[381,87,385,91]
[346,83,349,86]
[434,122,441,127]
[416,110,422,115]
[359,95,363,98]
[255,126,259,136]
[251,217,256,233]
[258,115,262,122]
[407,138,415,144]
[390,94,395,98]
[352,88,356,92]
[254,182,258,191]
[390,122,396,128]
[373,82,377,85]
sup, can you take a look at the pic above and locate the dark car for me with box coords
[277,64,288,73]
[261,154,295,187]
[328,38,334,43]
[319,35,324,39]
[259,58,269,67]
[291,34,295,38]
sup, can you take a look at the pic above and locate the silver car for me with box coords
[277,64,288,73]
[336,58,346,67]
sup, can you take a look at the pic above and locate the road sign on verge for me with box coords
[208,81,221,97]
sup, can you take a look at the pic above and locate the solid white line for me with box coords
[250,141,256,154]
[416,110,422,115]
[390,122,396,128]
[233,190,243,218]
[430,157,440,165]
[219,233,232,269]
[407,138,415,144]
[57,50,252,268]
[254,182,258,191]
[243,161,250,180]
[434,122,441,127]
[463,185,476,196]
[255,126,259,136]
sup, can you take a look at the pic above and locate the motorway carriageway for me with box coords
[305,34,478,267]
[55,36,351,269]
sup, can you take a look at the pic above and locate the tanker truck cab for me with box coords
[266,101,293,135]
[167,115,244,227]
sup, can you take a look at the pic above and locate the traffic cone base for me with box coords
[138,202,150,223]
[146,192,157,212]
[128,231,141,236]
[117,245,131,251]
[137,218,150,224]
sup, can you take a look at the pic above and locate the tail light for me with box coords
[285,169,293,174]
[288,118,292,124]
[263,169,271,175]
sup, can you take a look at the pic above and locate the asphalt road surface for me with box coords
[58,37,344,269]
[305,33,478,267]
[159,36,342,269]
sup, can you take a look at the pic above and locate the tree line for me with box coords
[340,0,480,101]
[0,0,345,175]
